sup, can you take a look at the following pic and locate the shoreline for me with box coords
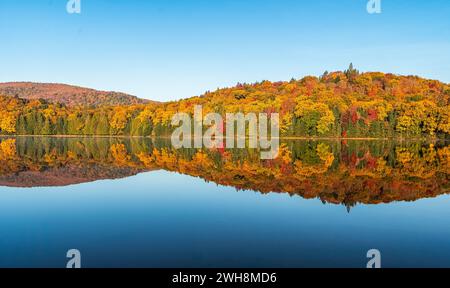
[0,135,448,141]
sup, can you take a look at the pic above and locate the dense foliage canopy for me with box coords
[1,68,449,138]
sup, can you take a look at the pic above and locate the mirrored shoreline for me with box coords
[0,136,448,208]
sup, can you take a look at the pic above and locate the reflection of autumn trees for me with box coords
[110,144,132,165]
[0,137,448,207]
[0,139,20,175]
[0,139,16,159]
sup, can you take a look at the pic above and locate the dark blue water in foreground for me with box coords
[0,170,450,268]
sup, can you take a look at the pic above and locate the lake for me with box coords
[0,136,449,268]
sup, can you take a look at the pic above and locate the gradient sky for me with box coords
[1,0,449,101]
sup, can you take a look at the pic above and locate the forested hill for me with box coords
[0,67,449,138]
[0,82,150,107]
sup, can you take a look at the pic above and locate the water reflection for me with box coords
[0,137,448,207]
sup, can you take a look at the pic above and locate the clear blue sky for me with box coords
[0,0,449,101]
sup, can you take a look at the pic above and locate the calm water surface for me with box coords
[0,137,448,267]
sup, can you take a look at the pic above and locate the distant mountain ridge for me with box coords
[0,82,151,107]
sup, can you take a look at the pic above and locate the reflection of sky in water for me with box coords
[0,170,449,268]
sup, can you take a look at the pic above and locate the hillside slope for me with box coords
[0,82,150,107]
[0,69,449,137]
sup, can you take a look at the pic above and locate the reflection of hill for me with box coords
[0,137,448,207]
[145,145,449,207]
[0,164,147,188]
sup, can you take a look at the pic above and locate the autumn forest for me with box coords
[0,66,449,139]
